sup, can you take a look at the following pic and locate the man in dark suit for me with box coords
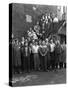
[14,39,22,74]
[50,39,56,70]
[23,42,31,73]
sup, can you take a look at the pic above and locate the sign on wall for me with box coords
[25,14,32,23]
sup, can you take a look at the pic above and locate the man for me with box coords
[20,37,25,73]
[38,41,48,71]
[38,40,42,70]
[31,41,40,71]
[61,41,66,69]
[50,39,56,70]
[20,42,24,73]
[12,39,15,74]
[40,15,46,32]
[47,13,52,29]
[14,39,22,74]
[27,28,33,40]
[32,31,38,40]
[55,40,62,69]
[23,42,31,73]
[48,13,52,23]
[34,21,40,33]
[45,14,48,25]
[29,43,34,71]
[45,38,51,71]
[21,37,25,46]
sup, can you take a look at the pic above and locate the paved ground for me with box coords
[12,69,66,87]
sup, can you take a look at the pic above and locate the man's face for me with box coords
[39,40,42,45]
[46,38,48,43]
[35,42,38,45]
[50,40,53,43]
[16,40,18,45]
[25,43,28,46]
[12,40,15,44]
[37,22,39,25]
[42,41,45,45]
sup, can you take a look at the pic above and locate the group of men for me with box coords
[11,13,66,74]
[11,37,66,74]
[27,13,59,41]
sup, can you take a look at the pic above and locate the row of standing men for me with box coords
[12,38,66,74]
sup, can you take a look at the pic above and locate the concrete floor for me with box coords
[12,69,66,87]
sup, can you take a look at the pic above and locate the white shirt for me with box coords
[53,17,59,23]
[21,41,24,45]
[32,45,39,53]
[50,43,55,52]
[25,47,28,56]
[33,33,38,40]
